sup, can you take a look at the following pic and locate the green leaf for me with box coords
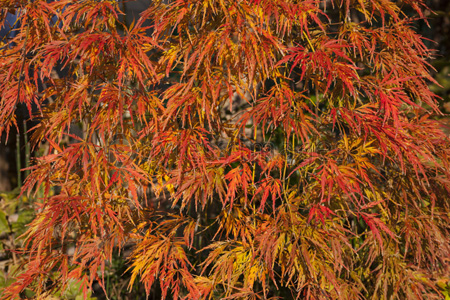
[0,211,9,233]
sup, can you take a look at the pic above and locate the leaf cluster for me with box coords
[0,0,449,299]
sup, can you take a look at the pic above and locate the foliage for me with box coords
[0,189,97,300]
[0,188,33,294]
[1,0,450,299]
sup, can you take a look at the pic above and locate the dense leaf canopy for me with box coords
[1,0,450,299]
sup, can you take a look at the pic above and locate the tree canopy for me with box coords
[1,0,450,299]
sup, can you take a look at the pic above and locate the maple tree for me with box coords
[1,0,450,299]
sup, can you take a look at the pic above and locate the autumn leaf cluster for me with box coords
[1,0,450,299]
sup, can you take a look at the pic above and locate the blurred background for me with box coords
[0,0,449,299]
